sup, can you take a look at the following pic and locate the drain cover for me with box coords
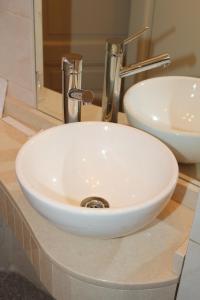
[80,197,109,208]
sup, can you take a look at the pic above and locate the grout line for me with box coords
[2,116,36,137]
[1,9,33,21]
[179,174,200,188]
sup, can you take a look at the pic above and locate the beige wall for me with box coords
[125,0,154,88]
[70,0,130,99]
[0,0,36,106]
[148,0,200,78]
[127,0,154,63]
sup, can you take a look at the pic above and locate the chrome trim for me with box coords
[62,54,93,123]
[102,27,171,123]
[120,53,171,78]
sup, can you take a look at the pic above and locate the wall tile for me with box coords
[22,221,31,260]
[39,250,53,294]
[0,195,5,219]
[0,192,8,224]
[31,234,40,275]
[0,218,12,270]
[52,264,70,300]
[6,200,15,230]
[0,3,36,107]
[14,208,23,244]
[7,81,36,107]
[0,204,43,290]
[0,12,35,89]
[0,0,33,19]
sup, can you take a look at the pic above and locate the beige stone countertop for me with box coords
[0,118,197,290]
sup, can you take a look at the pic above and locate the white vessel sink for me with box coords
[124,76,200,163]
[16,122,178,238]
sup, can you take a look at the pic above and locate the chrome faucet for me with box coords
[102,27,171,123]
[62,54,94,123]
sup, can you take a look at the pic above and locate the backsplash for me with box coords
[0,0,36,106]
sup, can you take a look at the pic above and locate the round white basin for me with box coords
[16,122,178,238]
[124,76,200,163]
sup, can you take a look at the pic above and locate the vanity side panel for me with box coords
[190,193,200,244]
[52,268,177,300]
[67,276,177,300]
[177,240,200,300]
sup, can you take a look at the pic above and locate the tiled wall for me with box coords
[0,203,42,290]
[0,0,36,106]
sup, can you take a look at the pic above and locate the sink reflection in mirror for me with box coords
[124,76,200,164]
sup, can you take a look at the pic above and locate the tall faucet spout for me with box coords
[101,26,171,123]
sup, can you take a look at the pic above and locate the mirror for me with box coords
[34,0,137,120]
[34,0,200,182]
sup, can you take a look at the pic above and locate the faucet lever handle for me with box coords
[68,88,94,105]
[122,26,149,46]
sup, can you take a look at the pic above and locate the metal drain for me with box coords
[80,197,109,208]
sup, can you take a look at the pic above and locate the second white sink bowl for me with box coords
[124,76,200,163]
[16,122,178,238]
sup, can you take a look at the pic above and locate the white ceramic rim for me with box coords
[15,122,179,216]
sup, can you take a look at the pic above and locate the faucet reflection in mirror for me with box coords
[102,27,171,123]
[62,54,94,123]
